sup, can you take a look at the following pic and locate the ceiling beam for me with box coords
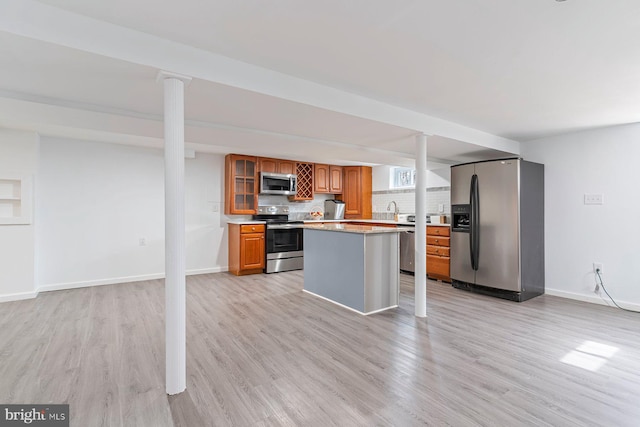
[0,96,421,167]
[1,0,521,155]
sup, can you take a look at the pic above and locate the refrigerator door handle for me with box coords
[470,174,480,271]
[469,175,475,269]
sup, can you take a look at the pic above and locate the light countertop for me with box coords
[227,220,266,225]
[304,219,450,227]
[228,219,449,227]
[304,223,408,234]
[403,222,450,227]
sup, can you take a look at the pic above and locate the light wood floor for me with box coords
[1,272,639,426]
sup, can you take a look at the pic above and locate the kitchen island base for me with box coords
[303,225,401,315]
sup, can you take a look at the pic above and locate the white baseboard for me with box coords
[0,290,39,303]
[35,266,229,294]
[3,273,636,313]
[186,267,228,276]
[545,288,640,311]
[38,272,165,293]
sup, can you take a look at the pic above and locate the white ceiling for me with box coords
[2,0,639,166]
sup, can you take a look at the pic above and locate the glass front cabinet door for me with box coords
[225,154,258,215]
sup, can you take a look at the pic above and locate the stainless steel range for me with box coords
[254,205,304,273]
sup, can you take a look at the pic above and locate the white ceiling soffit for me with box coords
[30,0,640,142]
[0,0,520,156]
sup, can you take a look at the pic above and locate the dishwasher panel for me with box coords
[400,229,415,273]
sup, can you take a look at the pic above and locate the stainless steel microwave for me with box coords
[260,172,297,195]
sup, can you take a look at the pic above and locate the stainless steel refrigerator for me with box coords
[450,158,544,302]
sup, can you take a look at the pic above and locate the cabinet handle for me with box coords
[251,227,255,231]
[435,239,439,243]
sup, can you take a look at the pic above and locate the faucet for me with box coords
[387,201,399,222]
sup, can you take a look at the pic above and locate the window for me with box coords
[391,167,416,189]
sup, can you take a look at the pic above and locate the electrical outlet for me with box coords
[593,262,603,275]
[438,203,444,213]
[212,203,219,213]
[584,194,604,205]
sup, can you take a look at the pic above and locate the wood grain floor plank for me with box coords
[1,271,639,426]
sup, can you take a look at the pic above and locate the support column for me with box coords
[415,133,428,317]
[157,70,191,395]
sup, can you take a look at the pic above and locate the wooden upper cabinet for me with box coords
[258,157,295,175]
[337,166,372,219]
[314,164,342,194]
[225,154,258,215]
[329,165,343,194]
[314,164,330,193]
[258,157,278,173]
[342,167,362,217]
[279,160,295,175]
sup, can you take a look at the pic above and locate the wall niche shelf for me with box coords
[0,176,32,225]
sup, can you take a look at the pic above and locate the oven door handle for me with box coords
[267,224,304,229]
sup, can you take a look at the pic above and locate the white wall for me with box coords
[522,123,640,309]
[37,137,228,292]
[0,129,39,301]
[428,168,451,188]
[372,165,393,192]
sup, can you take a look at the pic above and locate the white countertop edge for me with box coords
[227,220,266,225]
[304,224,407,234]
[304,219,450,227]
[227,219,450,227]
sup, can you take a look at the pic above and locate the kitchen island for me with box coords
[303,223,407,315]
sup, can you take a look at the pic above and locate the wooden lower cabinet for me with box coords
[229,223,265,275]
[426,226,451,282]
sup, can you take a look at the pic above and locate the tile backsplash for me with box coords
[372,187,451,221]
[254,189,450,221]
[258,194,334,220]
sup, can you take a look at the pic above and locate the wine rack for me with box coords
[290,162,314,201]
